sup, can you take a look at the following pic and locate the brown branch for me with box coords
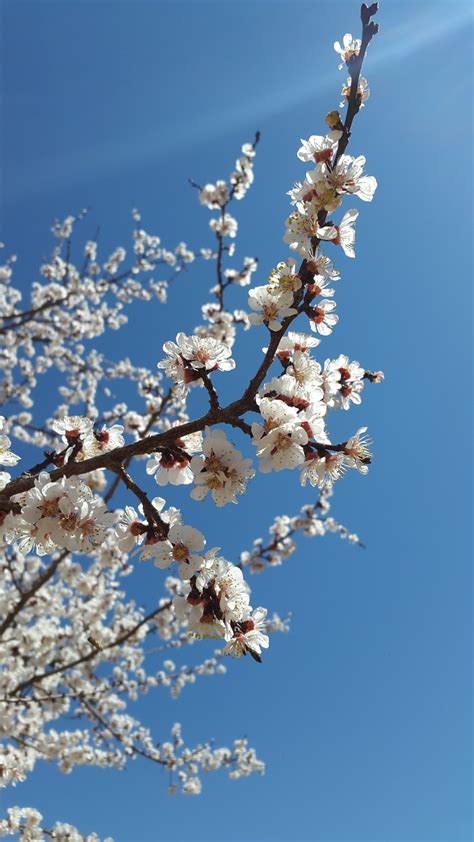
[335,4,379,163]
[12,601,172,694]
[78,695,166,766]
[102,389,175,504]
[0,550,69,639]
[112,466,168,533]
[201,371,220,411]
[0,17,377,502]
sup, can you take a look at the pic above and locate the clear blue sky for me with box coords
[1,1,472,840]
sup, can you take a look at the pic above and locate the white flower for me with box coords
[287,352,324,394]
[252,398,308,472]
[308,298,339,335]
[149,524,205,580]
[330,209,359,258]
[267,258,302,295]
[344,427,372,474]
[158,332,235,384]
[284,202,337,256]
[300,452,346,487]
[82,424,124,457]
[296,131,342,163]
[334,33,361,68]
[51,415,93,443]
[340,75,370,108]
[209,213,238,238]
[248,287,297,331]
[306,273,336,299]
[0,416,20,467]
[323,354,365,409]
[327,155,377,202]
[175,556,252,641]
[183,777,202,795]
[199,181,229,209]
[18,472,114,554]
[223,607,270,662]
[146,431,203,487]
[214,561,250,626]
[190,428,254,507]
[304,252,340,281]
[115,506,147,552]
[274,331,321,362]
[289,170,342,214]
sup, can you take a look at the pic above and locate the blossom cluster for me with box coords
[2,471,115,555]
[0,6,381,834]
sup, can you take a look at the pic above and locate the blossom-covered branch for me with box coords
[0,3,382,832]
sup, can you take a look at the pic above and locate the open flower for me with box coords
[327,155,377,202]
[209,213,238,239]
[334,33,362,68]
[330,209,359,258]
[340,75,370,108]
[284,202,337,256]
[267,258,302,295]
[190,428,254,506]
[308,299,339,335]
[252,398,308,472]
[323,354,365,409]
[296,131,342,163]
[223,607,270,661]
[146,431,203,487]
[82,424,124,457]
[300,452,346,488]
[158,332,235,385]
[149,523,205,580]
[115,506,147,552]
[0,417,20,468]
[344,427,372,474]
[51,415,93,444]
[248,287,297,332]
[300,252,340,281]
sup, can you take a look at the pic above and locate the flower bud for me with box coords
[325,111,344,131]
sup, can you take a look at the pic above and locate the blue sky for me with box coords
[1,1,473,840]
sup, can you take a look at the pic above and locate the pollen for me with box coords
[172,543,189,562]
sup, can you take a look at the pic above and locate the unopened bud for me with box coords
[326,111,344,131]
[365,369,384,383]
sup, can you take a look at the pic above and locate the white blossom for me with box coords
[344,426,372,474]
[248,286,297,331]
[252,398,308,472]
[334,33,362,68]
[158,332,235,385]
[190,428,254,506]
[331,208,359,258]
[308,298,339,335]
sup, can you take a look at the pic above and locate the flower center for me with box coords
[172,543,189,562]
[262,302,279,320]
[40,498,61,518]
[59,513,79,533]
[275,432,292,450]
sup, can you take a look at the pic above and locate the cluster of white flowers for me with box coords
[158,331,235,387]
[51,415,125,460]
[3,471,115,555]
[240,486,362,573]
[0,806,112,841]
[0,415,20,490]
[0,6,382,833]
[190,428,255,506]
[174,553,269,662]
[0,217,202,412]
